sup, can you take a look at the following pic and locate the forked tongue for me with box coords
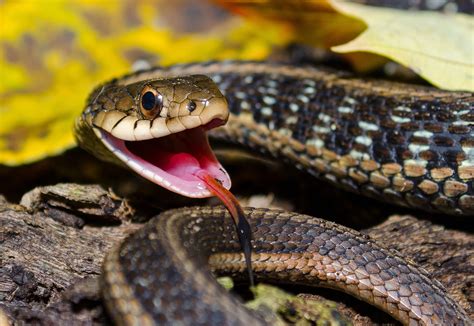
[194,170,254,287]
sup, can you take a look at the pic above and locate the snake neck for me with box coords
[80,61,474,215]
[194,62,473,215]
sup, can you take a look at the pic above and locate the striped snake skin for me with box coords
[75,61,473,325]
[102,207,471,325]
[96,61,474,215]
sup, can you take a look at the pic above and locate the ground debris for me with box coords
[0,184,140,325]
[20,183,135,227]
[0,184,472,325]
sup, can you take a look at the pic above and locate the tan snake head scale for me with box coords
[75,75,230,197]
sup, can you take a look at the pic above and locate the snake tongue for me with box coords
[195,170,254,287]
[100,126,231,197]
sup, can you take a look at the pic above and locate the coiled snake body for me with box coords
[75,61,473,325]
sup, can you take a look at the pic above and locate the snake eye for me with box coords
[142,92,156,110]
[140,87,163,119]
[187,100,197,112]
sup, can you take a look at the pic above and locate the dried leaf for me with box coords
[331,1,474,91]
[218,0,474,91]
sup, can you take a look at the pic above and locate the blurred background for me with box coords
[0,0,471,224]
[0,2,472,324]
[0,0,290,166]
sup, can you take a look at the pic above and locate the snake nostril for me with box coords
[187,101,197,112]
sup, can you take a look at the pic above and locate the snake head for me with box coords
[76,75,231,197]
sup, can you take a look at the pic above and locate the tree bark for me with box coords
[0,183,472,325]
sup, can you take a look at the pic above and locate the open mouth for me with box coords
[98,119,231,197]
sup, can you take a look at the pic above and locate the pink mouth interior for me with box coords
[126,128,217,182]
[100,120,230,197]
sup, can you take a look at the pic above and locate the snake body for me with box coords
[94,61,474,215]
[103,206,470,325]
[75,61,473,325]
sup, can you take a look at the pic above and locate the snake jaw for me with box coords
[81,74,232,197]
[96,121,231,197]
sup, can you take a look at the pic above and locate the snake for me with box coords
[74,61,473,325]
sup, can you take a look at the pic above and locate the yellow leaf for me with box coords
[330,1,474,92]
[217,0,366,48]
[0,0,289,166]
[217,0,474,91]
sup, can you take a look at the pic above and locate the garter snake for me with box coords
[75,61,473,325]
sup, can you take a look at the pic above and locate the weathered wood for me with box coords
[0,186,139,325]
[0,184,472,325]
[367,215,473,316]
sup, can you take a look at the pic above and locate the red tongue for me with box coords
[194,170,254,287]
[165,153,202,181]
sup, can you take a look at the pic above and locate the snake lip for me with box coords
[97,119,231,197]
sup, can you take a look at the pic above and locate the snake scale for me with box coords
[75,61,473,325]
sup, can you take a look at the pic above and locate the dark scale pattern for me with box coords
[102,207,471,325]
[192,63,473,215]
[212,71,472,169]
[80,61,473,215]
[114,218,255,326]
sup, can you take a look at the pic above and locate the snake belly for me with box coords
[114,61,474,215]
[102,206,471,325]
